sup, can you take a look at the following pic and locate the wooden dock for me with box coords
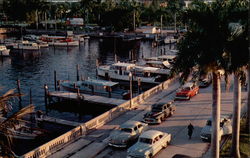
[48,91,126,106]
[36,116,81,127]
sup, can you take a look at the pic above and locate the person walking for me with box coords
[188,123,194,139]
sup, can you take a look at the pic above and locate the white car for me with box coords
[200,115,232,141]
[109,121,148,148]
[127,130,171,158]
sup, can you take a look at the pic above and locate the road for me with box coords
[49,78,247,158]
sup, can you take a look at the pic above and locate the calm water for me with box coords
[0,37,174,123]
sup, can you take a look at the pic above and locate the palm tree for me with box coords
[226,18,248,158]
[0,89,23,157]
[171,1,242,157]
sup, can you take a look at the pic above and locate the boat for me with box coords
[40,35,79,47]
[157,55,177,64]
[164,36,177,44]
[0,105,44,140]
[97,62,170,85]
[0,45,10,57]
[60,78,130,100]
[145,60,171,69]
[12,41,40,51]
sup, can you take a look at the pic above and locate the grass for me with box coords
[220,119,250,158]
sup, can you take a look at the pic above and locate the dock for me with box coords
[48,91,126,106]
[36,116,81,127]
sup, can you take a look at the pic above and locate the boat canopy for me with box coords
[112,62,135,68]
[81,78,119,87]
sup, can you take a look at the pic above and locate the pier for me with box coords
[36,116,81,127]
[47,91,126,106]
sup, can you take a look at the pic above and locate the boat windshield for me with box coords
[139,138,152,144]
[121,128,132,133]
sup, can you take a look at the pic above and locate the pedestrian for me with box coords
[187,123,194,139]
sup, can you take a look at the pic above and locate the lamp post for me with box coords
[129,72,133,109]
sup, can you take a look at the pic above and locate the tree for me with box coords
[171,1,241,157]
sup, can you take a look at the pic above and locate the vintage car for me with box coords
[143,102,176,124]
[127,130,171,158]
[200,115,232,141]
[109,121,148,148]
[199,78,212,88]
[175,82,199,100]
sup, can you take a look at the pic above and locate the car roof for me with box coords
[120,121,141,129]
[183,82,194,88]
[152,103,165,108]
[208,114,230,121]
[140,130,163,139]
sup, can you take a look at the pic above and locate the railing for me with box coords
[21,77,177,158]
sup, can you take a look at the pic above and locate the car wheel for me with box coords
[147,153,152,158]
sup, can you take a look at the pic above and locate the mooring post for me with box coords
[44,84,48,107]
[169,40,172,49]
[76,64,80,81]
[54,70,57,91]
[29,88,32,104]
[137,77,141,94]
[17,79,22,101]
[108,86,111,98]
[57,80,61,91]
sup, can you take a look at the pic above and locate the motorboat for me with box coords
[97,62,170,85]
[61,78,131,100]
[40,35,79,47]
[164,36,177,44]
[0,105,44,140]
[12,41,40,51]
[0,45,10,57]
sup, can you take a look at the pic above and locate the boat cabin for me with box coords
[110,62,135,76]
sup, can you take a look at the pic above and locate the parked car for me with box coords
[199,78,212,88]
[143,102,176,124]
[109,121,148,148]
[200,115,232,141]
[175,82,199,100]
[127,130,171,158]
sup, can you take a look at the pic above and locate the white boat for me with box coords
[0,45,10,57]
[61,78,130,100]
[97,62,170,85]
[40,35,79,47]
[13,41,40,51]
[157,54,177,64]
[145,60,171,69]
[164,36,177,44]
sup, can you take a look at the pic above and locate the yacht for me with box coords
[61,78,130,100]
[0,45,10,57]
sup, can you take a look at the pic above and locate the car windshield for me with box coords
[121,128,132,133]
[139,138,152,144]
[206,120,212,126]
[152,107,162,112]
[182,87,191,91]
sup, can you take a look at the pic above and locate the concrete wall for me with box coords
[21,77,177,158]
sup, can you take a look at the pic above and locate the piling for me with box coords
[17,80,22,102]
[169,40,172,49]
[76,64,80,81]
[57,80,61,91]
[137,77,141,94]
[29,88,32,104]
[44,84,48,107]
[54,70,57,91]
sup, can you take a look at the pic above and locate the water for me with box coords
[0,37,174,123]
[0,36,176,155]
